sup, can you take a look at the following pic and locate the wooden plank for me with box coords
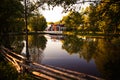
[2,49,22,63]
[21,64,73,80]
[32,71,56,80]
[32,62,85,80]
[1,46,103,80]
[2,46,26,59]
[44,64,103,80]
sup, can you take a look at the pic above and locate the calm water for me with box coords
[6,34,120,79]
[40,35,100,77]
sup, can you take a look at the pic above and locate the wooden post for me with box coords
[24,0,29,60]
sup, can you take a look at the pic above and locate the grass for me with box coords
[63,31,120,37]
[0,53,39,80]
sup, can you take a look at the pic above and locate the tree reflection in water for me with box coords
[62,35,97,62]
[0,34,24,53]
[62,35,120,80]
[62,35,83,54]
[28,34,47,63]
[94,37,120,80]
[7,34,47,63]
[1,34,120,79]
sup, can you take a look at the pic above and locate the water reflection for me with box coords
[0,34,24,53]
[62,35,98,62]
[3,34,47,63]
[42,35,100,77]
[62,35,120,79]
[20,34,47,63]
[0,34,10,48]
[28,34,47,63]
[94,37,120,80]
[62,35,83,54]
[1,34,120,79]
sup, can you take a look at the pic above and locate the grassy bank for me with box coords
[63,31,120,36]
[0,52,39,80]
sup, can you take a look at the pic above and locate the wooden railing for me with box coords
[1,46,103,80]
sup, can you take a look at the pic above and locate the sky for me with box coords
[41,6,68,22]
[40,3,90,22]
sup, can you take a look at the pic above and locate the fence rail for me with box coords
[1,46,103,80]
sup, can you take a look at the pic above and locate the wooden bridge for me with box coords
[0,46,103,80]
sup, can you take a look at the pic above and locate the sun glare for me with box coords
[41,6,68,22]
[40,3,90,22]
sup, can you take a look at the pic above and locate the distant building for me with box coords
[46,24,66,31]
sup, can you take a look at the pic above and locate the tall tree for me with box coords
[29,14,47,32]
[62,11,83,31]
[96,0,120,34]
[87,3,100,34]
[0,0,24,34]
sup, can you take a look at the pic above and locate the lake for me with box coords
[7,34,120,79]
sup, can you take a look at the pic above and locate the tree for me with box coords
[0,0,24,34]
[62,11,83,31]
[1,0,119,34]
[87,4,99,34]
[95,0,120,34]
[29,14,47,32]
